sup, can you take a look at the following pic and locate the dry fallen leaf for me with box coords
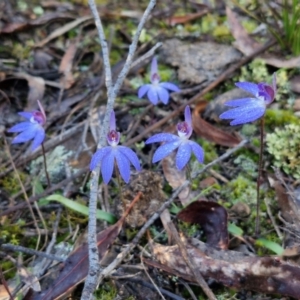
[0,12,73,34]
[59,42,77,89]
[262,55,300,69]
[10,73,45,109]
[226,7,261,55]
[167,10,209,26]
[193,101,241,147]
[177,200,229,250]
[35,16,92,47]
[26,76,45,108]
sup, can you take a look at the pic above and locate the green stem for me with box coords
[41,143,51,188]
[255,117,264,236]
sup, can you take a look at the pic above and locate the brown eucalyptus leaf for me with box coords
[26,76,45,109]
[167,10,208,26]
[177,200,228,249]
[27,223,122,300]
[262,55,300,69]
[226,7,261,55]
[59,42,77,89]
[192,101,240,147]
[35,16,92,47]
[0,13,73,34]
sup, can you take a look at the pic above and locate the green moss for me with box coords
[266,124,300,179]
[178,221,201,238]
[0,260,15,279]
[0,171,27,194]
[221,175,256,205]
[233,154,257,178]
[265,109,300,127]
[198,139,218,163]
[95,282,118,300]
[1,220,24,244]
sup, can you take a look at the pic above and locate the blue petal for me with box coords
[156,86,170,104]
[110,110,116,131]
[138,84,151,98]
[101,150,115,184]
[11,126,37,144]
[146,133,179,144]
[18,112,33,120]
[147,86,158,105]
[115,150,130,183]
[184,106,192,126]
[230,105,265,125]
[150,56,158,78]
[235,82,259,96]
[176,143,192,170]
[118,146,141,171]
[160,82,180,92]
[189,141,204,163]
[31,128,45,151]
[152,141,180,163]
[224,98,257,107]
[8,122,33,133]
[90,147,111,171]
[220,103,266,125]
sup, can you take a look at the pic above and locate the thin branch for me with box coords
[130,42,163,69]
[168,222,216,300]
[88,0,113,93]
[112,0,157,98]
[83,1,157,299]
[1,244,64,262]
[191,139,249,178]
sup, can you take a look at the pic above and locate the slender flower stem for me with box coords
[255,117,265,236]
[41,143,51,188]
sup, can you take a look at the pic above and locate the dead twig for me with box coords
[167,222,216,300]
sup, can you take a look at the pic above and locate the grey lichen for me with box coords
[30,146,74,184]
[266,124,300,179]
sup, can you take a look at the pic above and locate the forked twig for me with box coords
[83,1,157,298]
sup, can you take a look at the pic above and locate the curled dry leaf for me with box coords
[192,100,241,147]
[262,55,300,69]
[167,10,209,26]
[178,200,228,249]
[151,239,300,298]
[35,16,92,48]
[59,42,77,89]
[0,13,73,34]
[10,73,45,109]
[226,7,261,56]
[27,76,45,108]
[162,152,190,206]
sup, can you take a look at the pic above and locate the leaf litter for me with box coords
[1,0,300,299]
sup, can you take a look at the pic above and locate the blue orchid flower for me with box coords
[219,74,276,125]
[90,110,141,184]
[8,100,46,151]
[146,106,204,170]
[138,56,180,105]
